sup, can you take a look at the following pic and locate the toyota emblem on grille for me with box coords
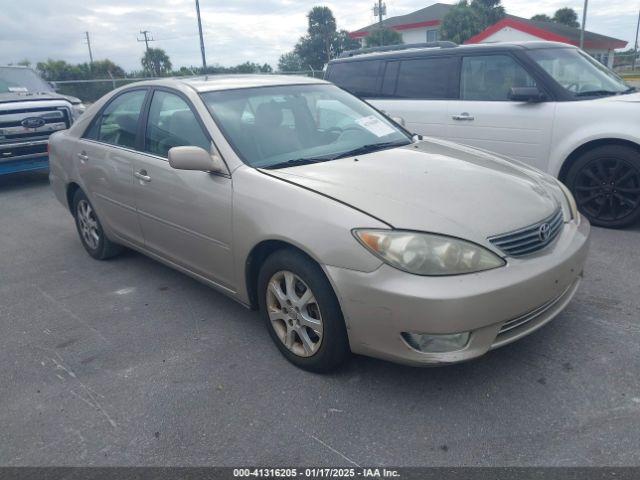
[538,223,551,242]
[21,117,45,129]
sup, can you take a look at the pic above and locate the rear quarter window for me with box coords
[326,60,382,97]
[394,56,458,99]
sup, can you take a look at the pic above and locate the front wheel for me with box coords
[566,145,640,228]
[257,249,350,373]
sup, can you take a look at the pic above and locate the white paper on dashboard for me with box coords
[355,115,396,137]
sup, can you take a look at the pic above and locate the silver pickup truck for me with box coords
[0,66,85,175]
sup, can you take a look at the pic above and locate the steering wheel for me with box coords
[564,82,580,93]
[333,126,366,142]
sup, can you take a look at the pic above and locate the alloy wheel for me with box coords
[266,271,323,357]
[77,199,100,250]
[574,157,640,223]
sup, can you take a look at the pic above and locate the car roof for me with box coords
[135,74,329,93]
[330,41,572,63]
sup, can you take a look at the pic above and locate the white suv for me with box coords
[326,41,640,228]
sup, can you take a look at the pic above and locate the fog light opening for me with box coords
[401,331,470,353]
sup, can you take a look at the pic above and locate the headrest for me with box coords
[255,101,283,128]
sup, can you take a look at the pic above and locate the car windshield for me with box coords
[200,83,411,168]
[528,48,631,97]
[0,67,53,94]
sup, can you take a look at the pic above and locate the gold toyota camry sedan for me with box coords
[49,75,590,372]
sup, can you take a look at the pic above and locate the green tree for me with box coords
[364,27,403,47]
[292,7,362,70]
[308,6,337,64]
[472,0,505,30]
[141,48,172,77]
[440,0,506,44]
[440,1,486,44]
[278,52,304,72]
[36,58,126,81]
[553,7,579,28]
[334,30,361,54]
[531,14,553,22]
[90,59,126,78]
[295,34,329,70]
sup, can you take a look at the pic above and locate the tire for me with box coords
[257,249,350,373]
[72,189,123,260]
[565,145,640,228]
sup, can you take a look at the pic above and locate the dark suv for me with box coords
[326,41,640,228]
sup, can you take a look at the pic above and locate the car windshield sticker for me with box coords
[355,115,396,137]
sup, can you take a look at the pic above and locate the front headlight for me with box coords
[353,229,506,276]
[556,180,580,222]
[71,103,86,121]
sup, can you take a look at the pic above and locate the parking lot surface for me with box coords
[1,171,639,467]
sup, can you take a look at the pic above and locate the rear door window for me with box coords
[395,57,458,99]
[85,89,147,149]
[327,60,382,97]
[460,55,537,101]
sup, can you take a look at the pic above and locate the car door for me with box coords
[369,56,458,139]
[133,88,234,289]
[447,54,556,170]
[77,88,148,246]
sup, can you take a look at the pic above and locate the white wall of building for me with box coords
[400,27,440,44]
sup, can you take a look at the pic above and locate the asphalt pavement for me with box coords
[1,171,639,466]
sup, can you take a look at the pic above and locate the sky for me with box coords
[0,0,638,72]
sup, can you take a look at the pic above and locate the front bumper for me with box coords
[0,155,49,175]
[326,219,590,366]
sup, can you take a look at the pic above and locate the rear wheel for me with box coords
[566,145,640,228]
[257,249,350,373]
[72,190,123,260]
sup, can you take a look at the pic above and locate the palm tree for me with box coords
[307,6,337,65]
[141,48,172,77]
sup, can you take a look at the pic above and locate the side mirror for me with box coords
[168,144,225,173]
[509,87,546,103]
[391,116,406,126]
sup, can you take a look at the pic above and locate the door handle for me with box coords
[77,152,89,162]
[134,170,151,182]
[452,113,475,121]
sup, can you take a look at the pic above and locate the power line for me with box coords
[195,0,207,71]
[137,30,155,53]
[83,31,94,67]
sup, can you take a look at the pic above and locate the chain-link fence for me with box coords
[53,71,324,103]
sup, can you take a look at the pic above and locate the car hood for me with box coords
[595,91,640,103]
[0,91,81,105]
[262,138,560,242]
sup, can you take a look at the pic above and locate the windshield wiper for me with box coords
[329,140,412,160]
[575,90,621,97]
[262,157,331,170]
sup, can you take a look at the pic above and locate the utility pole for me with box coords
[195,0,207,72]
[633,8,640,71]
[373,0,386,27]
[373,0,387,45]
[137,30,156,76]
[137,30,155,54]
[84,31,94,69]
[580,0,588,50]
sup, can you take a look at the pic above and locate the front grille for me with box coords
[488,208,563,257]
[0,107,70,146]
